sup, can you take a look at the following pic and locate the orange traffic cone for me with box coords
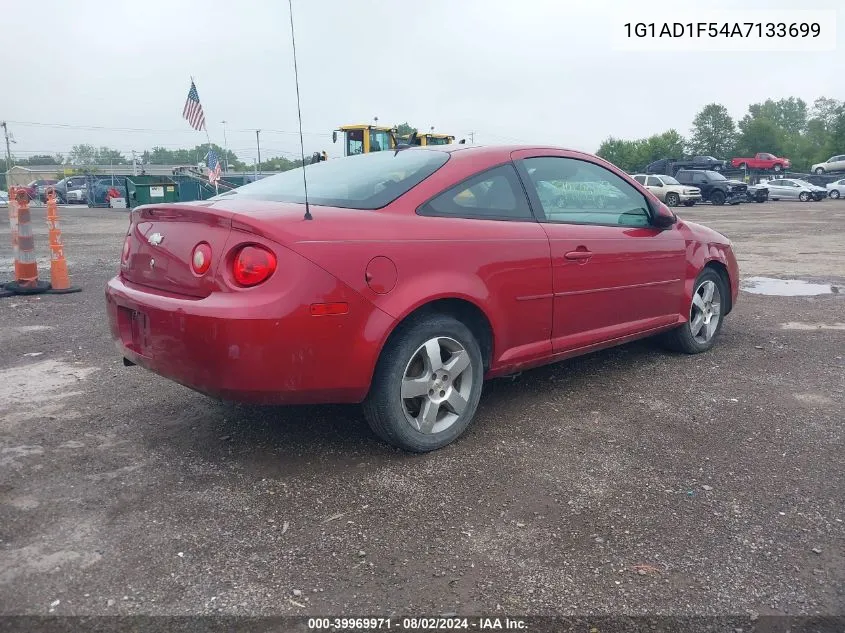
[45,188,81,294]
[1,187,19,298]
[5,189,50,295]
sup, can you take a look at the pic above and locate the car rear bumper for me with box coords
[105,275,394,405]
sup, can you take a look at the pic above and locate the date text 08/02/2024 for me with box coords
[624,22,821,38]
[307,616,527,630]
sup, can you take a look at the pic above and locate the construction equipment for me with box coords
[331,124,397,156]
[403,132,456,146]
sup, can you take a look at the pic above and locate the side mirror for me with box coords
[332,131,337,143]
[649,199,677,228]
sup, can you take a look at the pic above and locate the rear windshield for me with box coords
[214,149,450,209]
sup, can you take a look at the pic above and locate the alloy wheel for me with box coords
[400,336,474,435]
[690,280,722,345]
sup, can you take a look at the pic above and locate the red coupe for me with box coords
[106,145,739,452]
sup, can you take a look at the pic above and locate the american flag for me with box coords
[206,149,222,183]
[182,80,206,131]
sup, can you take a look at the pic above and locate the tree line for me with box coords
[596,96,845,174]
[2,121,423,175]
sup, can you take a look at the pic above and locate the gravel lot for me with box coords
[0,200,843,620]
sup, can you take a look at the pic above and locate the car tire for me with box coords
[665,192,680,207]
[756,198,766,203]
[799,192,810,202]
[661,269,727,354]
[710,190,726,206]
[830,190,840,199]
[363,314,484,453]
[773,164,782,172]
[737,162,747,170]
[712,165,722,171]
[815,168,825,175]
[683,200,696,207]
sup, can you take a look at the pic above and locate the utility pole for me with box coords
[468,131,476,144]
[2,121,13,177]
[255,129,261,174]
[221,120,229,173]
[131,150,137,176]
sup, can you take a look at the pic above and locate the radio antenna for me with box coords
[288,0,312,220]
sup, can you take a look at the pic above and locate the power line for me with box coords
[6,119,331,137]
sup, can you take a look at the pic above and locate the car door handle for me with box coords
[564,250,593,261]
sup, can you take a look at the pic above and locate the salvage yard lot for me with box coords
[0,200,843,616]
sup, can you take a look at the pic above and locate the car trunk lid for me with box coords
[122,204,234,298]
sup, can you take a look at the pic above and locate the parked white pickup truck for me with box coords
[631,173,702,207]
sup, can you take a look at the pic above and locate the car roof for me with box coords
[401,143,613,163]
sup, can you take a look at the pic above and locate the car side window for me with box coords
[633,175,646,185]
[646,176,662,186]
[418,163,533,221]
[521,157,651,228]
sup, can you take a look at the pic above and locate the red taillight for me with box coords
[191,242,212,275]
[232,245,276,287]
[121,235,131,264]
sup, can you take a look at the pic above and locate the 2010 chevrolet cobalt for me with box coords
[106,145,739,452]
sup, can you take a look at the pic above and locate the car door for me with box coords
[511,150,686,353]
[766,179,786,199]
[645,175,666,200]
[832,156,845,171]
[778,180,801,199]
[413,162,555,370]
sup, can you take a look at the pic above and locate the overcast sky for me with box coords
[2,0,842,165]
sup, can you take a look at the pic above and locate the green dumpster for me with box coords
[124,175,180,208]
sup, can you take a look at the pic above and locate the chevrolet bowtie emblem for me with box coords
[148,232,164,246]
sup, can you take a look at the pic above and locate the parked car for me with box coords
[52,176,89,204]
[762,178,824,201]
[15,179,58,201]
[645,156,726,175]
[675,169,747,205]
[790,179,828,201]
[730,153,791,172]
[66,186,88,204]
[811,154,845,175]
[0,190,8,208]
[106,144,740,452]
[745,183,769,203]
[825,178,845,199]
[644,158,679,175]
[32,179,59,201]
[17,182,38,201]
[681,156,726,171]
[631,173,702,206]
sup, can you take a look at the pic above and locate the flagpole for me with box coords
[203,124,218,195]
[186,76,218,195]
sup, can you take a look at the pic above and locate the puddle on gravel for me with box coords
[741,276,839,296]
